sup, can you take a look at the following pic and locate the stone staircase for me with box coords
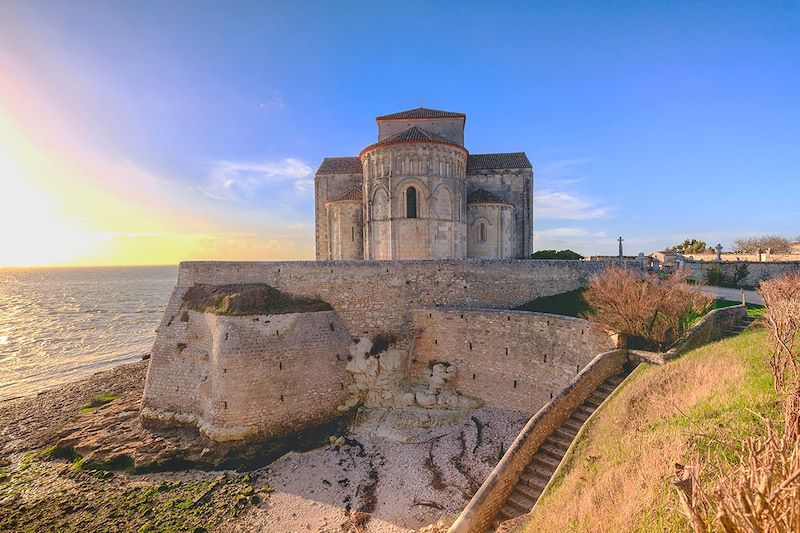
[724,314,757,337]
[489,372,628,531]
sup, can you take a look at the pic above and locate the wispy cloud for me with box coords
[536,158,594,181]
[535,227,608,238]
[199,158,313,201]
[258,90,285,111]
[534,157,612,220]
[535,189,611,220]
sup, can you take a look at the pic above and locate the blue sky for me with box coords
[1,0,798,264]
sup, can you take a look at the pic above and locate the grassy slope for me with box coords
[524,327,778,532]
[512,289,589,318]
[511,290,764,321]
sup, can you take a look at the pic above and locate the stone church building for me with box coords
[315,107,533,260]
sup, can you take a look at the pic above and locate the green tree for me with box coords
[531,249,584,260]
[669,239,709,254]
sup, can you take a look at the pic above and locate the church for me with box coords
[314,107,533,260]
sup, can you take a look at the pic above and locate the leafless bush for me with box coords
[758,273,800,438]
[584,267,713,351]
[735,235,793,254]
[674,422,800,533]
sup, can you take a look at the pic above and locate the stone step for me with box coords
[519,469,550,488]
[545,433,573,449]
[553,426,577,441]
[584,396,603,408]
[507,490,536,513]
[532,452,561,470]
[526,456,557,474]
[597,383,616,395]
[562,417,583,433]
[515,481,543,501]
[498,502,521,521]
[574,404,596,419]
[539,442,567,460]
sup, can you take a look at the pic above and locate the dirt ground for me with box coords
[0,361,529,532]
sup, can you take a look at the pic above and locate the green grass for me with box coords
[0,450,254,533]
[712,298,766,318]
[525,327,778,532]
[512,289,589,318]
[79,393,119,414]
[182,283,332,316]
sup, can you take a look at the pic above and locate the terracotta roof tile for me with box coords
[376,107,465,120]
[329,188,363,202]
[317,157,362,175]
[467,152,532,172]
[467,188,506,204]
[378,125,455,145]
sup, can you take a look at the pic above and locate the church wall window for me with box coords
[478,222,486,243]
[406,187,417,219]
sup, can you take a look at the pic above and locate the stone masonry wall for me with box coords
[691,260,800,286]
[172,260,608,343]
[143,260,611,441]
[411,309,615,412]
[142,309,352,441]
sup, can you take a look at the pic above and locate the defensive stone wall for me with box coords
[173,260,608,343]
[411,308,615,411]
[142,309,352,441]
[143,259,617,443]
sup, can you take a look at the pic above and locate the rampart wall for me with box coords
[143,260,612,441]
[173,260,608,342]
[142,309,352,441]
[411,308,614,411]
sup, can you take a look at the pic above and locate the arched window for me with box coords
[478,222,486,243]
[406,187,417,218]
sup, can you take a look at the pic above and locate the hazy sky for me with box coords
[1,1,798,266]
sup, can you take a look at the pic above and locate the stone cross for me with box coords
[618,236,624,261]
[715,243,722,261]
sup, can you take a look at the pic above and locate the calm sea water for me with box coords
[0,266,176,401]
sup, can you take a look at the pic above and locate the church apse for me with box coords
[314,107,533,260]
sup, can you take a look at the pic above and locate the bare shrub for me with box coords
[584,267,713,351]
[758,273,800,438]
[674,422,800,533]
[735,235,793,254]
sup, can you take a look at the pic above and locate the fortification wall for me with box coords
[142,309,352,441]
[143,259,611,441]
[171,260,608,342]
[411,309,615,411]
[690,260,800,286]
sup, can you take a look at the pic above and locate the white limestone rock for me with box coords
[415,391,437,407]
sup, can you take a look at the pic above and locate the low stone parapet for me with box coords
[628,304,746,365]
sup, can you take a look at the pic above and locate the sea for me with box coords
[0,265,177,401]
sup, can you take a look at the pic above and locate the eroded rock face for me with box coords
[341,338,481,413]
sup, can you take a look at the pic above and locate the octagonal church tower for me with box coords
[315,107,532,260]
